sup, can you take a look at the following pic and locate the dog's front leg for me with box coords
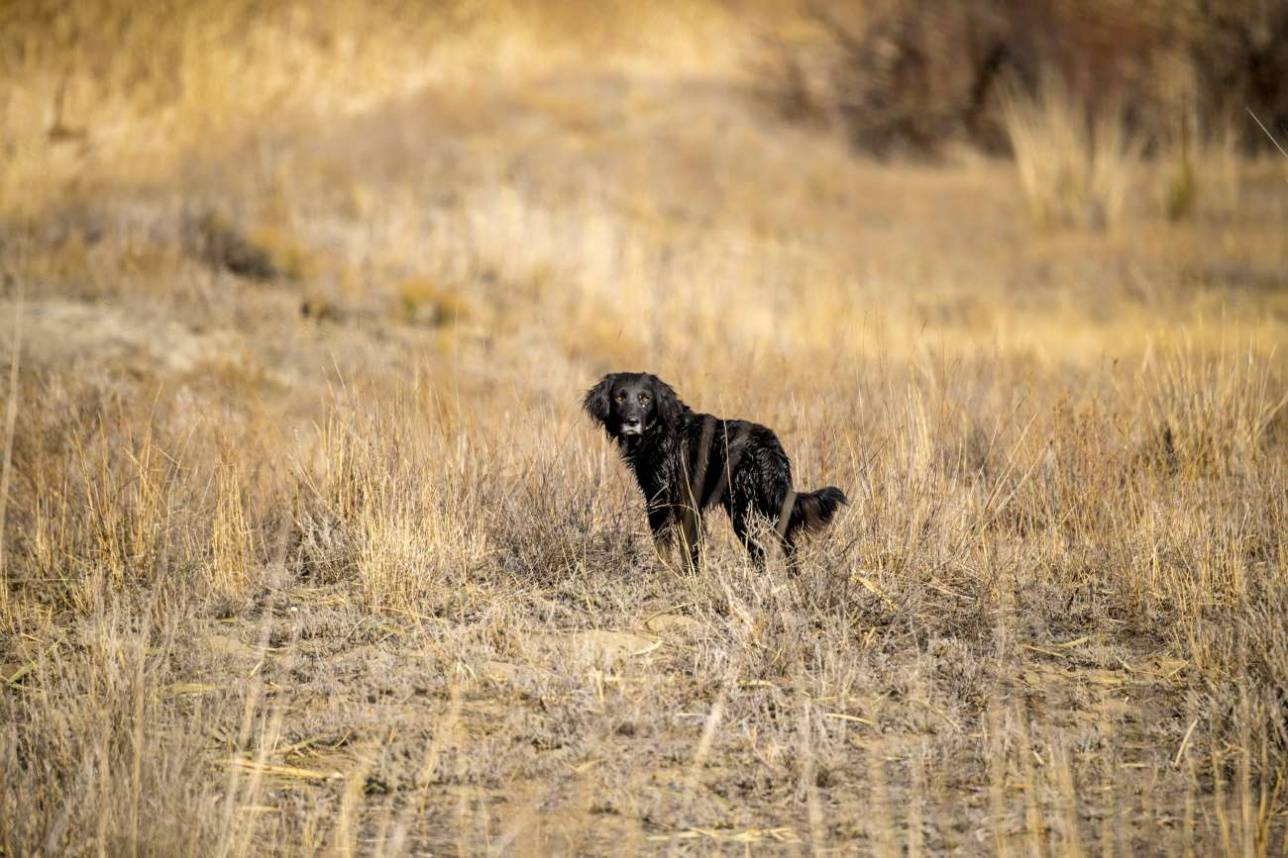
[677,506,702,573]
[651,527,674,566]
[648,505,676,567]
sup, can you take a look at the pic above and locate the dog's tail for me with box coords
[785,486,848,539]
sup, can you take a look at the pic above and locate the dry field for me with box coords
[2,2,1287,855]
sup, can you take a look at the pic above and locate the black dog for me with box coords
[583,372,847,570]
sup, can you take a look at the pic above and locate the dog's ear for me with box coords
[583,375,615,426]
[648,375,685,430]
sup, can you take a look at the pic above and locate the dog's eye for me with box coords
[639,394,650,404]
[615,392,626,403]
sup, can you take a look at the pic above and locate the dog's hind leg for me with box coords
[780,534,799,575]
[729,507,767,570]
[774,489,799,575]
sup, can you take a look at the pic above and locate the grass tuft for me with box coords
[1001,79,1141,231]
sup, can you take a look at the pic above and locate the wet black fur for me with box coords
[583,372,847,570]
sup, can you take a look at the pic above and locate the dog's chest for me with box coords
[627,444,682,501]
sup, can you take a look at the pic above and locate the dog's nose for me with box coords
[623,418,641,428]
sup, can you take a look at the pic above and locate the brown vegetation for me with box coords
[761,0,1288,158]
[2,1,1287,854]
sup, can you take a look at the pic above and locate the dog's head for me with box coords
[583,372,685,442]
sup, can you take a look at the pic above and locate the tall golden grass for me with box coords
[1,0,755,216]
[2,1,1287,854]
[1001,79,1142,230]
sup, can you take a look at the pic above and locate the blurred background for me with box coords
[4,1,1287,397]
[8,1,1288,185]
[3,1,1287,399]
[4,2,1287,376]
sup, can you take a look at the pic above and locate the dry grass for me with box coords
[3,1,1288,855]
[1001,79,1142,231]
